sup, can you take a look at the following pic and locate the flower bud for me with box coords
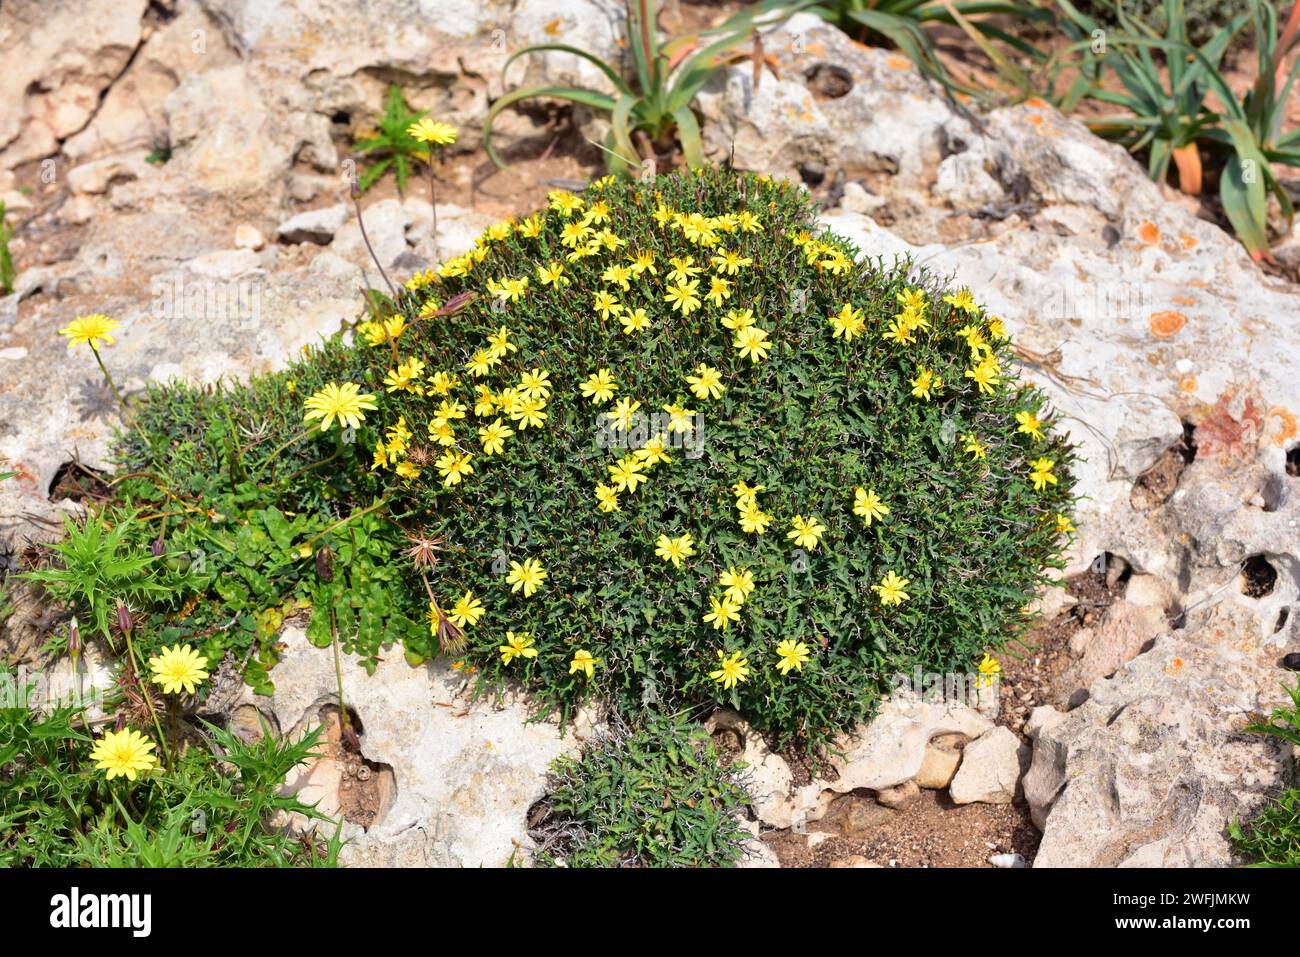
[68,616,81,660]
[115,602,133,637]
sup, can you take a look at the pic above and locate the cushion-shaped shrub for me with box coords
[115,166,1075,746]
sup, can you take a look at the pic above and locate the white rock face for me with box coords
[948,727,1031,805]
[260,626,596,867]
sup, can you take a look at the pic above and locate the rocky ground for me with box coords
[2,1,1298,867]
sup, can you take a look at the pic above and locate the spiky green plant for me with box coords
[353,85,433,194]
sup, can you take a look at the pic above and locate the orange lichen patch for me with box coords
[886,54,912,71]
[1265,406,1298,447]
[1180,233,1198,249]
[1172,294,1197,306]
[807,41,826,56]
[1137,221,1161,244]
[1025,96,1050,109]
[1187,279,1210,289]
[1179,376,1198,393]
[1168,657,1185,673]
[1196,387,1265,464]
[1026,113,1044,126]
[1148,310,1187,338]
[543,17,564,35]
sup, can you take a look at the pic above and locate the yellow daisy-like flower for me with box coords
[569,649,598,679]
[852,487,890,526]
[775,639,811,676]
[896,287,927,312]
[977,653,1001,688]
[486,326,517,359]
[519,368,552,401]
[721,308,756,333]
[787,514,827,550]
[664,279,702,316]
[148,644,209,695]
[511,395,549,430]
[610,397,642,432]
[1015,410,1045,441]
[499,631,538,665]
[479,418,513,455]
[733,325,771,363]
[619,307,650,335]
[608,454,648,494]
[595,482,621,513]
[581,368,618,405]
[965,360,1000,396]
[408,117,458,145]
[829,304,866,342]
[448,591,485,628]
[548,190,584,217]
[537,262,569,286]
[732,481,765,509]
[506,557,547,597]
[435,450,474,486]
[962,433,987,460]
[59,313,122,351]
[719,566,755,606]
[1054,512,1075,535]
[910,367,941,402]
[1029,457,1058,491]
[709,648,749,686]
[871,570,911,607]
[88,727,157,781]
[635,434,672,467]
[686,363,724,401]
[705,276,732,307]
[303,382,378,432]
[738,503,772,535]
[666,256,702,283]
[654,532,696,569]
[943,289,979,314]
[662,402,696,434]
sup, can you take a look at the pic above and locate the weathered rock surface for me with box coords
[257,625,598,867]
[948,726,1031,806]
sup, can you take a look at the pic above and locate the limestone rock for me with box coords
[915,737,963,790]
[949,727,1031,805]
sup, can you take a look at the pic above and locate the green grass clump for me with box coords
[531,712,753,867]
[1231,680,1300,866]
[103,166,1075,748]
[0,677,342,867]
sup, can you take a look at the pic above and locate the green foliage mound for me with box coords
[531,712,752,868]
[110,166,1075,747]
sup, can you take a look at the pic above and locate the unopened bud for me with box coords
[115,602,133,637]
[315,546,334,583]
[151,536,165,557]
[68,616,81,660]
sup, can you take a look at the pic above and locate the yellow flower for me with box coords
[666,256,702,283]
[619,307,650,335]
[448,591,485,627]
[829,304,866,342]
[465,349,496,378]
[88,727,157,781]
[711,249,752,274]
[581,369,618,405]
[664,279,702,315]
[595,483,621,513]
[408,118,458,145]
[943,289,979,314]
[910,367,941,401]
[977,653,1001,688]
[499,631,537,665]
[882,316,916,345]
[719,566,755,606]
[487,326,517,359]
[431,371,460,396]
[1029,457,1058,491]
[628,250,656,275]
[478,418,513,455]
[610,397,642,432]
[663,402,696,434]
[654,532,696,569]
[965,359,999,396]
[608,454,648,493]
[428,418,456,447]
[733,325,771,363]
[59,313,122,350]
[506,557,547,597]
[721,308,756,333]
[602,263,633,290]
[473,385,498,417]
[686,363,724,401]
[709,648,749,686]
[732,481,765,509]
[435,450,474,486]
[395,461,421,480]
[853,487,889,526]
[705,275,732,307]
[787,515,827,550]
[635,434,672,467]
[896,287,927,312]
[987,316,1009,340]
[148,644,209,695]
[592,289,621,321]
[1016,410,1044,441]
[517,214,545,238]
[738,504,772,535]
[963,433,987,460]
[519,368,552,401]
[871,570,911,607]
[537,262,569,286]
[303,382,378,432]
[569,649,598,679]
[548,190,584,217]
[775,639,811,676]
[1054,512,1075,535]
